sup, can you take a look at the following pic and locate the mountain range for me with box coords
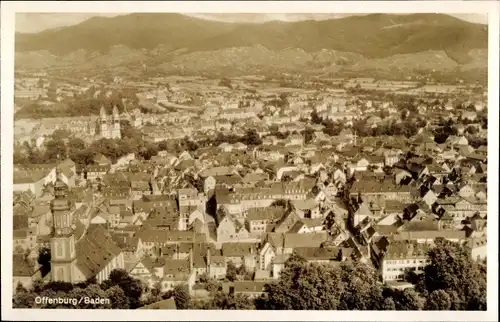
[15,13,488,78]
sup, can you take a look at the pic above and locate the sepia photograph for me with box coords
[1,1,499,321]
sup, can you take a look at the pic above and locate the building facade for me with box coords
[50,170,78,283]
[99,106,121,139]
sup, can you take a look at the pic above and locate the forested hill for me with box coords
[15,13,487,77]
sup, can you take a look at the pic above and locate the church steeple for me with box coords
[50,168,77,283]
[112,105,119,119]
[51,168,72,236]
[100,106,107,119]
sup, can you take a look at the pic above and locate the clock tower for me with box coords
[50,168,77,283]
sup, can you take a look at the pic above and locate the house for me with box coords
[160,258,196,293]
[29,204,53,236]
[14,229,37,252]
[135,230,197,258]
[421,188,438,207]
[232,281,267,298]
[347,157,370,175]
[262,136,279,146]
[128,256,157,287]
[233,142,248,151]
[282,232,329,254]
[245,207,284,235]
[291,199,321,219]
[326,224,350,246]
[257,233,284,276]
[178,188,205,210]
[221,242,258,270]
[339,129,355,144]
[293,246,351,264]
[458,183,476,198]
[394,230,467,244]
[372,239,431,282]
[204,175,242,194]
[86,164,110,181]
[216,213,251,243]
[384,150,402,167]
[138,297,177,310]
[93,154,111,166]
[12,254,42,292]
[348,200,374,228]
[285,134,304,146]
[73,225,126,284]
[332,168,347,186]
[461,111,478,122]
[394,170,412,185]
[13,170,48,198]
[469,236,487,261]
[349,179,412,204]
[323,182,339,199]
[207,254,226,280]
[446,135,469,147]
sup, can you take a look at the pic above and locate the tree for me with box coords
[205,278,223,294]
[66,284,111,309]
[13,288,39,308]
[37,246,51,277]
[381,297,396,310]
[226,261,238,282]
[426,290,452,310]
[392,288,425,310]
[172,284,191,309]
[465,125,478,135]
[337,261,384,310]
[242,129,262,146]
[52,129,72,141]
[106,285,130,309]
[104,269,144,309]
[208,291,255,310]
[15,282,28,294]
[44,138,67,161]
[121,120,142,140]
[261,254,384,310]
[68,138,86,155]
[417,239,486,310]
[219,78,232,89]
[311,110,322,125]
[270,199,292,211]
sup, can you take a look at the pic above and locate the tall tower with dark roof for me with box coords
[50,168,77,283]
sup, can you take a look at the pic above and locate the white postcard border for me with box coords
[1,1,499,321]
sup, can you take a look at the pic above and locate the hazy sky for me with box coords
[15,12,488,34]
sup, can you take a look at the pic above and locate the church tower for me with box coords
[100,106,109,137]
[112,105,121,139]
[50,168,77,283]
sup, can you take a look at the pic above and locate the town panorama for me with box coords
[12,12,488,311]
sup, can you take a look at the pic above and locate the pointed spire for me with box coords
[55,167,62,180]
[113,105,119,117]
[53,167,69,200]
[100,105,107,118]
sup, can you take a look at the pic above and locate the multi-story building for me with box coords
[372,239,431,283]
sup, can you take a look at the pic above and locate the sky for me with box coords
[15,12,488,34]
